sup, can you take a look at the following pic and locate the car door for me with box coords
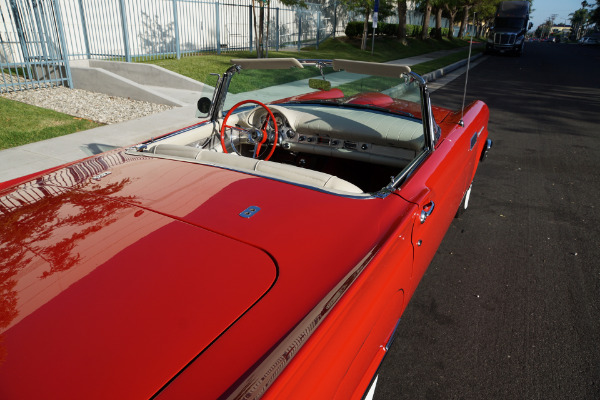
[396,136,473,298]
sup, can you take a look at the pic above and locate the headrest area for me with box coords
[146,144,364,194]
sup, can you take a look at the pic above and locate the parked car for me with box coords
[579,36,598,45]
[0,58,491,399]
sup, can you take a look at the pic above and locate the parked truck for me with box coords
[486,1,532,56]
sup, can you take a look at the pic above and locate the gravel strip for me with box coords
[1,86,174,124]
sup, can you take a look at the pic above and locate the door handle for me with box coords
[420,201,435,224]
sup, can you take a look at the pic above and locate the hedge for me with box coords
[345,21,449,38]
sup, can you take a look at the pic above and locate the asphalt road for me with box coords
[376,42,600,399]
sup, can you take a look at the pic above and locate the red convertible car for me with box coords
[0,58,490,399]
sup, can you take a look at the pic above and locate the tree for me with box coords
[539,18,552,38]
[456,0,491,39]
[590,3,600,26]
[473,0,500,37]
[568,0,600,39]
[431,0,446,39]
[397,0,408,44]
[252,0,308,58]
[339,0,371,50]
[457,2,472,38]
[251,1,265,58]
[456,0,508,39]
[444,0,461,39]
[339,0,395,50]
[420,0,433,39]
[569,8,590,39]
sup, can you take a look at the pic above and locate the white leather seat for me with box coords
[147,144,363,194]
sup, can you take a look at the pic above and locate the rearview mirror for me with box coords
[309,78,332,91]
[197,97,212,118]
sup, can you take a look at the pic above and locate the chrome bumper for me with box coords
[480,139,493,161]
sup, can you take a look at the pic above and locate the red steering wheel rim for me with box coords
[220,99,279,161]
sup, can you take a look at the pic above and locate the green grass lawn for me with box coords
[334,47,483,97]
[0,37,480,151]
[0,97,102,150]
[411,47,483,75]
[144,37,475,91]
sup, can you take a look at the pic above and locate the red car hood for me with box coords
[0,151,411,399]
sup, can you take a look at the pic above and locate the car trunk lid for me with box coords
[0,182,277,399]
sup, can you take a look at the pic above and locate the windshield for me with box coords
[494,17,525,30]
[220,60,424,121]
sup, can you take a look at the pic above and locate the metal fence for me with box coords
[1,0,456,94]
[1,0,339,92]
[54,0,337,62]
[1,0,72,93]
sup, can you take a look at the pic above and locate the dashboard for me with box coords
[235,103,425,168]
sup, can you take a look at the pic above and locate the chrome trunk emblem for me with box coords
[92,171,112,181]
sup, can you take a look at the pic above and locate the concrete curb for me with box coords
[422,52,484,83]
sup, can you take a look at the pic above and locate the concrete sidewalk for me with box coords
[0,47,485,183]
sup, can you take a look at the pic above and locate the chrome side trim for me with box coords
[360,317,402,400]
[225,251,379,400]
[470,127,485,151]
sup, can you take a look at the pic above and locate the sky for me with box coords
[529,0,590,29]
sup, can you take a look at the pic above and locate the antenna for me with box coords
[459,12,476,127]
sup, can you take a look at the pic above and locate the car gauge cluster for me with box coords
[283,132,370,153]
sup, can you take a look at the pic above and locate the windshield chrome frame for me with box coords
[209,64,239,121]
[411,71,438,151]
[374,73,438,197]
